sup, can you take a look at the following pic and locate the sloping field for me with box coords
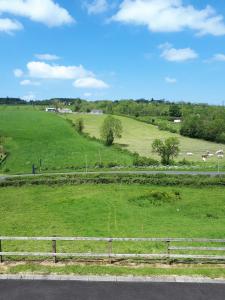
[0,107,132,173]
[66,114,225,162]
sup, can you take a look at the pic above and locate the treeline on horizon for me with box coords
[1,97,225,144]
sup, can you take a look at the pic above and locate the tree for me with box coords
[169,104,182,118]
[100,116,122,146]
[75,118,84,134]
[152,137,180,165]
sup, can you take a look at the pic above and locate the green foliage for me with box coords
[2,173,225,188]
[152,137,180,165]
[133,153,159,166]
[74,118,84,133]
[180,113,225,143]
[169,104,182,118]
[129,190,181,207]
[100,115,123,146]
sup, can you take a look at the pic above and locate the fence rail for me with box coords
[1,236,225,264]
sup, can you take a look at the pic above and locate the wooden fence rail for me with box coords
[1,237,225,264]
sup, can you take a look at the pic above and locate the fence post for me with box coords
[108,239,112,264]
[166,240,171,265]
[52,238,57,263]
[0,239,2,263]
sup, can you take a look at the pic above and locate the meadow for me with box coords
[1,184,225,238]
[66,114,225,163]
[0,106,132,174]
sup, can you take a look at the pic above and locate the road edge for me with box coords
[1,274,225,284]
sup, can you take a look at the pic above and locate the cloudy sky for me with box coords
[0,0,225,103]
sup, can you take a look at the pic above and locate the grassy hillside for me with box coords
[0,107,132,174]
[1,184,225,238]
[66,114,225,162]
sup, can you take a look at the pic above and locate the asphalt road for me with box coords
[1,280,225,300]
[1,170,225,181]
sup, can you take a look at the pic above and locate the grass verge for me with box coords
[1,263,225,279]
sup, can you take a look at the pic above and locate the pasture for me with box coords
[1,184,225,238]
[66,114,225,162]
[0,106,132,174]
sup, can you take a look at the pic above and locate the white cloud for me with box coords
[35,53,60,61]
[0,0,74,27]
[20,79,40,86]
[212,53,225,62]
[112,0,225,36]
[17,61,109,90]
[74,77,109,89]
[85,0,108,15]
[14,68,24,78]
[27,61,94,79]
[165,76,177,84]
[160,43,198,62]
[0,18,23,33]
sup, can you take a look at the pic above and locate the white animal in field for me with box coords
[186,152,193,156]
[217,154,224,159]
[216,150,224,155]
[208,153,214,157]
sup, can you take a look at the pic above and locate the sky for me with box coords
[0,0,225,104]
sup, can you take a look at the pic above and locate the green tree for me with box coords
[152,137,180,165]
[75,118,84,134]
[169,104,182,118]
[100,116,122,146]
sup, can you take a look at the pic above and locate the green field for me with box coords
[1,184,225,238]
[0,107,132,174]
[66,114,225,163]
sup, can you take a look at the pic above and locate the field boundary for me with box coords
[1,237,225,264]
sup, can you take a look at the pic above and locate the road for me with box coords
[1,170,225,181]
[1,280,225,300]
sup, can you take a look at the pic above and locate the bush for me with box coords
[129,190,181,207]
[178,159,192,166]
[133,153,159,166]
[74,118,84,134]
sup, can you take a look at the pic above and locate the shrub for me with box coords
[74,118,84,134]
[133,153,159,166]
[129,190,181,207]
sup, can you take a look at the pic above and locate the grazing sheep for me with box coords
[216,150,224,155]
[217,154,224,159]
[186,152,193,156]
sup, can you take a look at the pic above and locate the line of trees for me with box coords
[180,113,225,143]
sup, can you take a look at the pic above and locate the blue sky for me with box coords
[0,0,225,104]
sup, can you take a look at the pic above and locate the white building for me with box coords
[58,108,73,114]
[90,109,103,115]
[45,107,56,112]
[174,119,182,123]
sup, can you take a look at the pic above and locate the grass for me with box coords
[66,114,225,163]
[1,263,225,279]
[1,183,225,276]
[1,184,225,238]
[0,106,132,174]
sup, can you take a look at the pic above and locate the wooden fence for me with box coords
[1,237,225,264]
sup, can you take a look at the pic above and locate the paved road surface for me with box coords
[1,280,225,300]
[1,170,225,181]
